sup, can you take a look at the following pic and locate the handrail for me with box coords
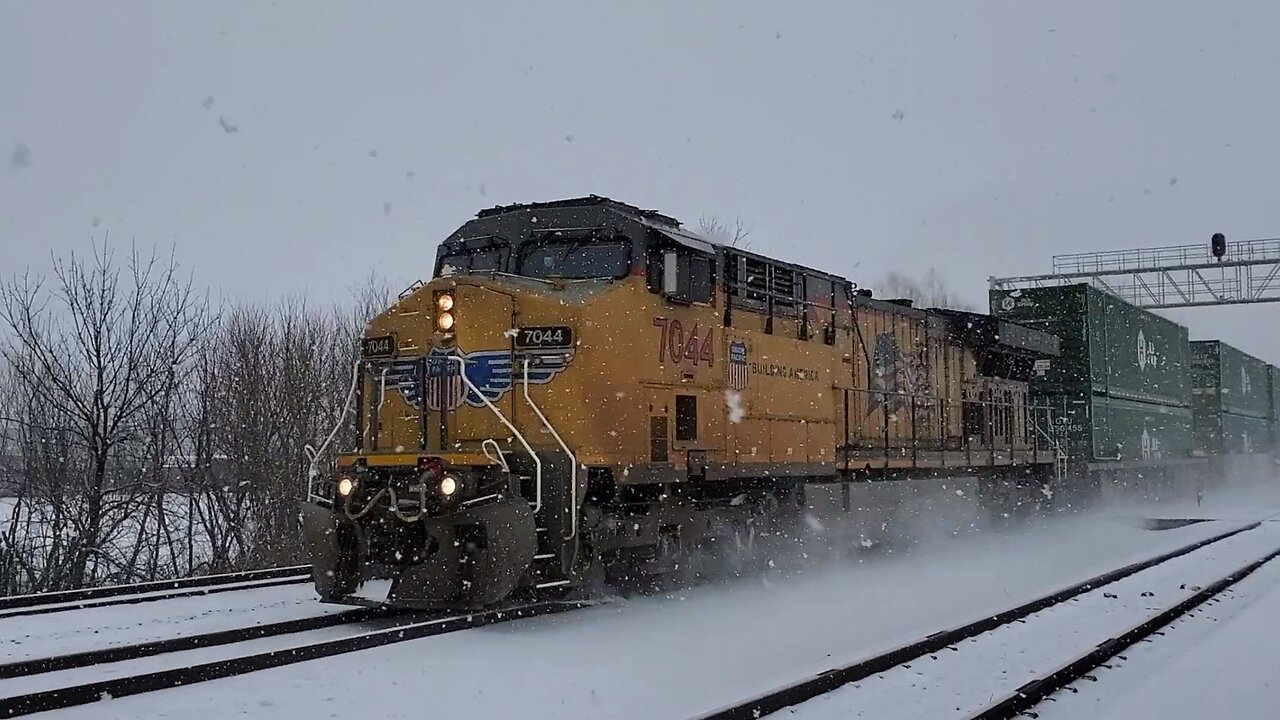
[449,354,541,513]
[303,360,361,503]
[481,438,510,473]
[1033,422,1067,459]
[522,358,578,541]
[397,279,425,300]
[1029,412,1058,452]
[1029,413,1068,481]
[1052,238,1280,274]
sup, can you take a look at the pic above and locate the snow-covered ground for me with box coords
[1039,535,1280,720]
[782,520,1280,718]
[17,479,1278,720]
[2,612,435,700]
[2,582,341,665]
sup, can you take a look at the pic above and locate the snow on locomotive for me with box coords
[301,196,1061,610]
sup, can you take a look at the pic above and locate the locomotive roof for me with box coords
[476,194,682,227]
[454,197,1063,355]
[469,195,847,285]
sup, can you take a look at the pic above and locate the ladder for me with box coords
[520,359,578,589]
[1032,418,1068,482]
[452,353,579,589]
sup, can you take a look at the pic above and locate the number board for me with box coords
[361,335,395,358]
[515,326,573,348]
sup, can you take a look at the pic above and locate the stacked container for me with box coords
[1191,341,1273,456]
[990,283,1193,466]
[1272,365,1280,453]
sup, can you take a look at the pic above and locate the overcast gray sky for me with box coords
[3,1,1278,360]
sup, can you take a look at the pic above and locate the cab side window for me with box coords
[689,256,713,303]
[649,248,714,305]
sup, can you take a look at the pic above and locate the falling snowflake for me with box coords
[725,390,745,423]
[9,141,32,171]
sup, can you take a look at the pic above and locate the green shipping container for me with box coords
[1270,365,1279,449]
[1270,365,1280,421]
[1194,406,1273,455]
[991,284,1191,408]
[1191,340,1271,419]
[1041,394,1193,464]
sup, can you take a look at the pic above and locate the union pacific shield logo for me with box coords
[390,347,573,411]
[727,340,749,390]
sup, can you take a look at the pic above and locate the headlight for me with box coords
[439,475,458,497]
[436,294,454,312]
[437,311,455,331]
[337,477,355,497]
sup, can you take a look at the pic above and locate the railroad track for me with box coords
[0,598,592,718]
[0,565,310,619]
[966,543,1280,720]
[692,521,1280,720]
[0,606,382,680]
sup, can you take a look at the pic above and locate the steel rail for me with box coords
[0,608,385,680]
[690,522,1262,720]
[966,544,1280,720]
[0,575,309,621]
[0,565,309,612]
[0,599,592,718]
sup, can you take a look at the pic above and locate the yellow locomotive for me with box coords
[301,196,1061,609]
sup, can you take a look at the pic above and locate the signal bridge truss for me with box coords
[990,237,1280,309]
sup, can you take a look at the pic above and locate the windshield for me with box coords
[438,248,504,275]
[518,240,631,279]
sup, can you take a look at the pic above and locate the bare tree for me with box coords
[0,243,209,589]
[349,271,393,328]
[698,215,752,249]
[189,295,367,570]
[877,268,973,310]
[0,252,389,594]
